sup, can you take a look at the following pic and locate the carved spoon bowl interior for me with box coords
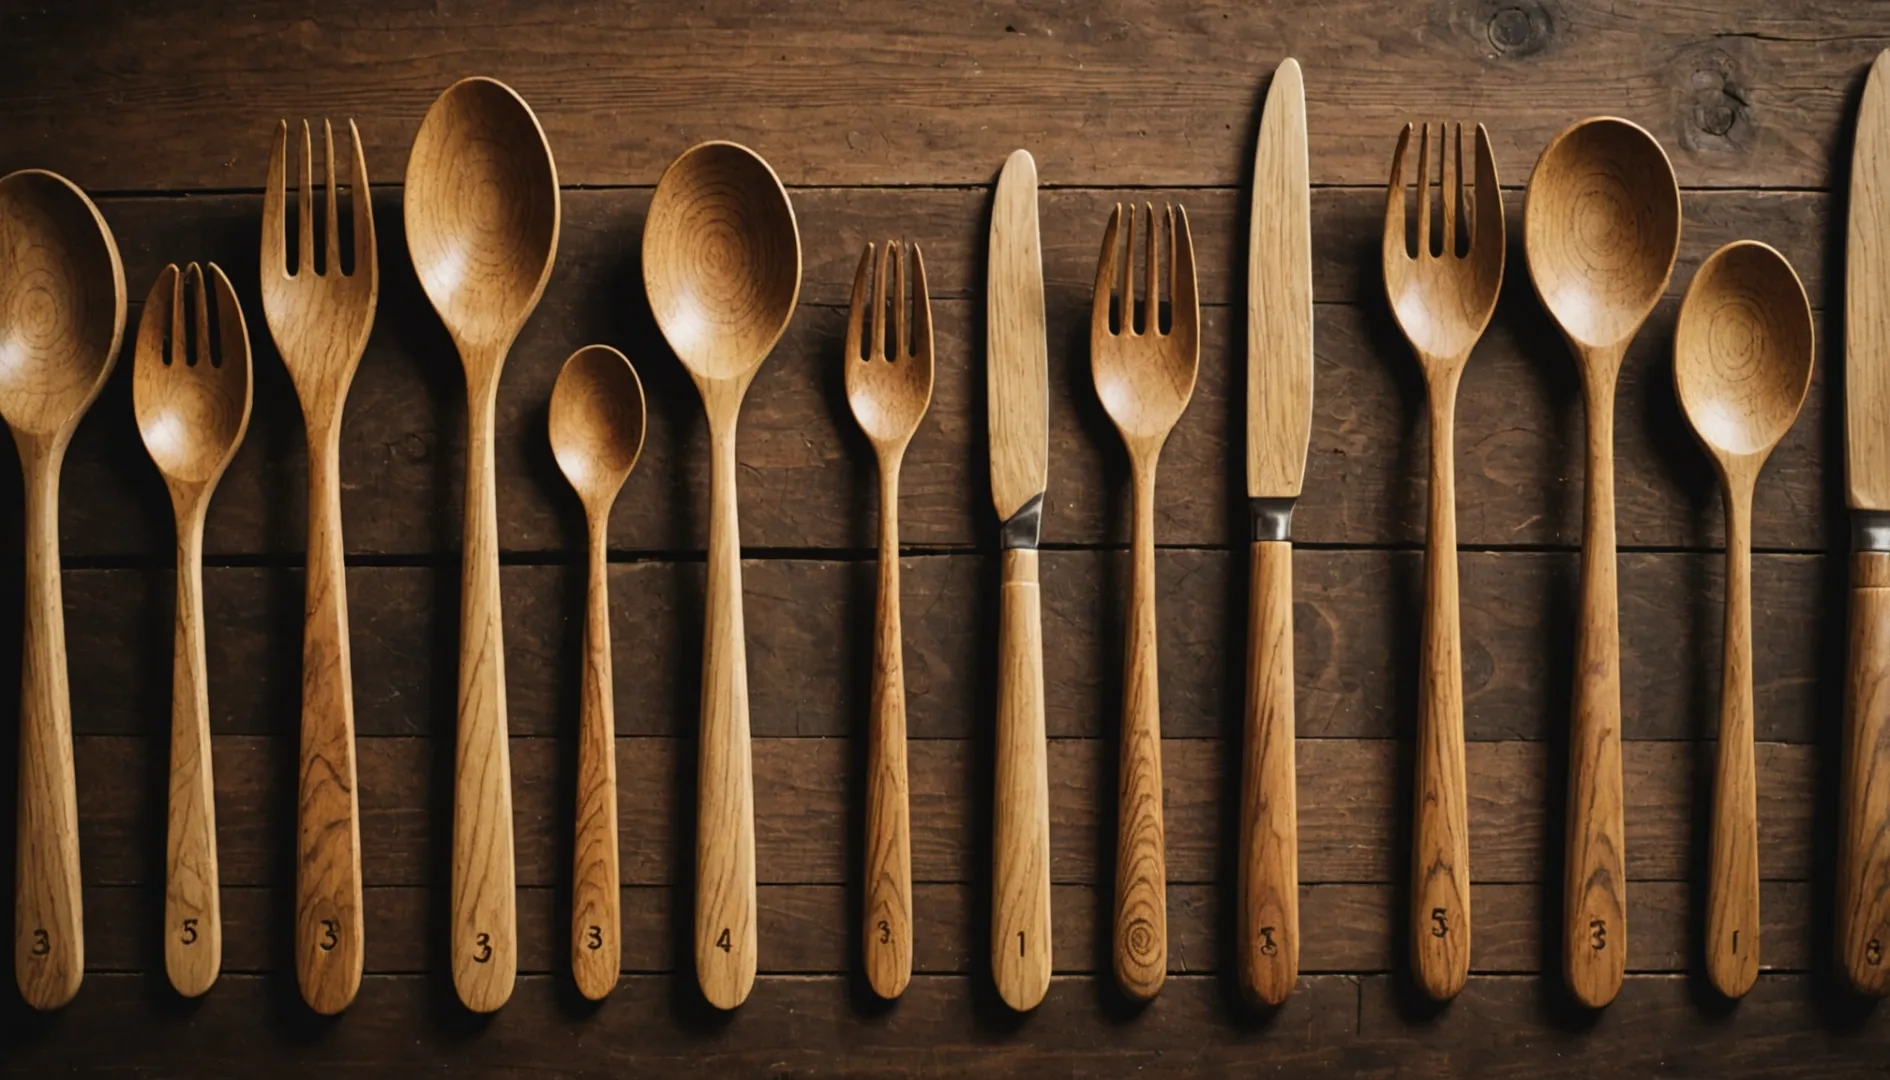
[1675,240,1813,462]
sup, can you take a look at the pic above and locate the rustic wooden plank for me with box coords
[0,2,1879,190]
[76,879,1815,978]
[65,736,1819,889]
[54,550,1834,744]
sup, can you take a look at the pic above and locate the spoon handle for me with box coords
[1114,461,1165,1001]
[452,386,516,1013]
[164,506,219,999]
[295,426,363,1015]
[863,458,911,1000]
[1707,482,1760,999]
[14,446,82,1010]
[992,546,1050,1012]
[1565,367,1626,1009]
[697,414,756,1010]
[1841,549,1890,997]
[1412,378,1469,1002]
[572,514,620,1001]
[1239,538,1298,1006]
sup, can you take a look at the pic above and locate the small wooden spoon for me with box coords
[549,344,645,1002]
[644,141,800,1011]
[0,169,126,1011]
[1524,117,1680,1009]
[133,263,253,999]
[405,76,561,1013]
[1675,241,1814,1000]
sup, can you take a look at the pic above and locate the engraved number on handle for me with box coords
[1589,918,1607,952]
[1430,907,1449,939]
[473,932,493,963]
[320,918,339,952]
[716,928,731,953]
[1017,931,1025,957]
[1732,930,1740,955]
[30,929,49,957]
[585,925,602,951]
[1259,926,1278,957]
[1869,938,1884,967]
[877,920,891,945]
[180,918,198,946]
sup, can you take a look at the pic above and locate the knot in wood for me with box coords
[1484,2,1553,58]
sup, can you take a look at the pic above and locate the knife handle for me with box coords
[1841,550,1890,997]
[1239,539,1298,1006]
[993,547,1050,1012]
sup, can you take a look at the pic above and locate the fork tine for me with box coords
[297,120,315,275]
[1092,204,1122,338]
[349,120,375,278]
[1143,202,1159,336]
[1121,202,1138,334]
[1472,123,1504,258]
[1172,205,1198,333]
[846,242,873,362]
[138,264,178,368]
[323,120,341,276]
[910,242,931,360]
[893,239,909,360]
[189,263,213,368]
[1161,204,1176,336]
[1384,124,1411,265]
[1415,122,1433,257]
[263,122,288,278]
[871,239,891,360]
[171,259,188,366]
[206,262,249,373]
[1440,123,1460,257]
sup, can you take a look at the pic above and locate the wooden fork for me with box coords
[1091,203,1199,1001]
[259,118,378,1016]
[1382,122,1505,1002]
[845,240,934,1000]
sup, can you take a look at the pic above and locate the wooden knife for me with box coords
[987,148,1052,1012]
[1239,57,1312,1007]
[1842,46,1890,999]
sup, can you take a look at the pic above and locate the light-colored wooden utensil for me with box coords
[644,141,799,1011]
[133,262,252,999]
[0,169,125,1011]
[845,240,932,1000]
[1384,122,1504,1003]
[406,78,560,1014]
[1674,241,1813,1000]
[1524,116,1679,1009]
[260,118,377,1016]
[1841,46,1890,1000]
[1240,58,1311,1008]
[549,343,644,1002]
[1090,203,1198,1001]
[987,148,1053,1012]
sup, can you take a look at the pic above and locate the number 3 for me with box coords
[473,932,493,963]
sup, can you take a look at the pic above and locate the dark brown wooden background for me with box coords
[1,1,1888,1075]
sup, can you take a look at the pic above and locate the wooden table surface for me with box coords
[1,1,1888,1075]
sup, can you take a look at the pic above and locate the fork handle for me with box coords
[1114,461,1166,1000]
[1841,550,1890,997]
[864,456,912,1000]
[452,380,516,1013]
[14,439,83,1011]
[164,502,220,999]
[1239,537,1298,1006]
[1565,362,1626,1009]
[296,423,364,1015]
[993,546,1051,1012]
[1413,375,1470,1002]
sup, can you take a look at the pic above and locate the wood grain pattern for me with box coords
[1841,556,1890,996]
[1525,116,1680,1010]
[1675,241,1814,1000]
[0,167,125,1011]
[1847,48,1890,512]
[846,240,933,1000]
[1245,58,1311,502]
[133,262,253,998]
[1238,540,1298,1005]
[405,77,561,1013]
[992,548,1051,1011]
[987,149,1048,524]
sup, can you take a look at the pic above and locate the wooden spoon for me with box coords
[643,141,800,1011]
[133,263,252,999]
[0,169,126,1010]
[1523,117,1680,1009]
[1675,241,1813,999]
[405,76,561,1013]
[548,344,645,1002]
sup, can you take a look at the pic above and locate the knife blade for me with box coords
[1840,46,1890,999]
[986,148,1051,1013]
[1239,56,1311,1008]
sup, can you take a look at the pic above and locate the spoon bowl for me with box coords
[550,344,646,511]
[134,263,252,488]
[405,77,559,356]
[644,141,800,383]
[1675,241,1814,462]
[0,169,126,438]
[1525,117,1681,349]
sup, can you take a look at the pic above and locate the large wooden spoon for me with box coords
[0,169,125,1011]
[1675,241,1813,999]
[405,76,561,1013]
[549,344,645,1001]
[1523,118,1679,1009]
[644,141,800,1011]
